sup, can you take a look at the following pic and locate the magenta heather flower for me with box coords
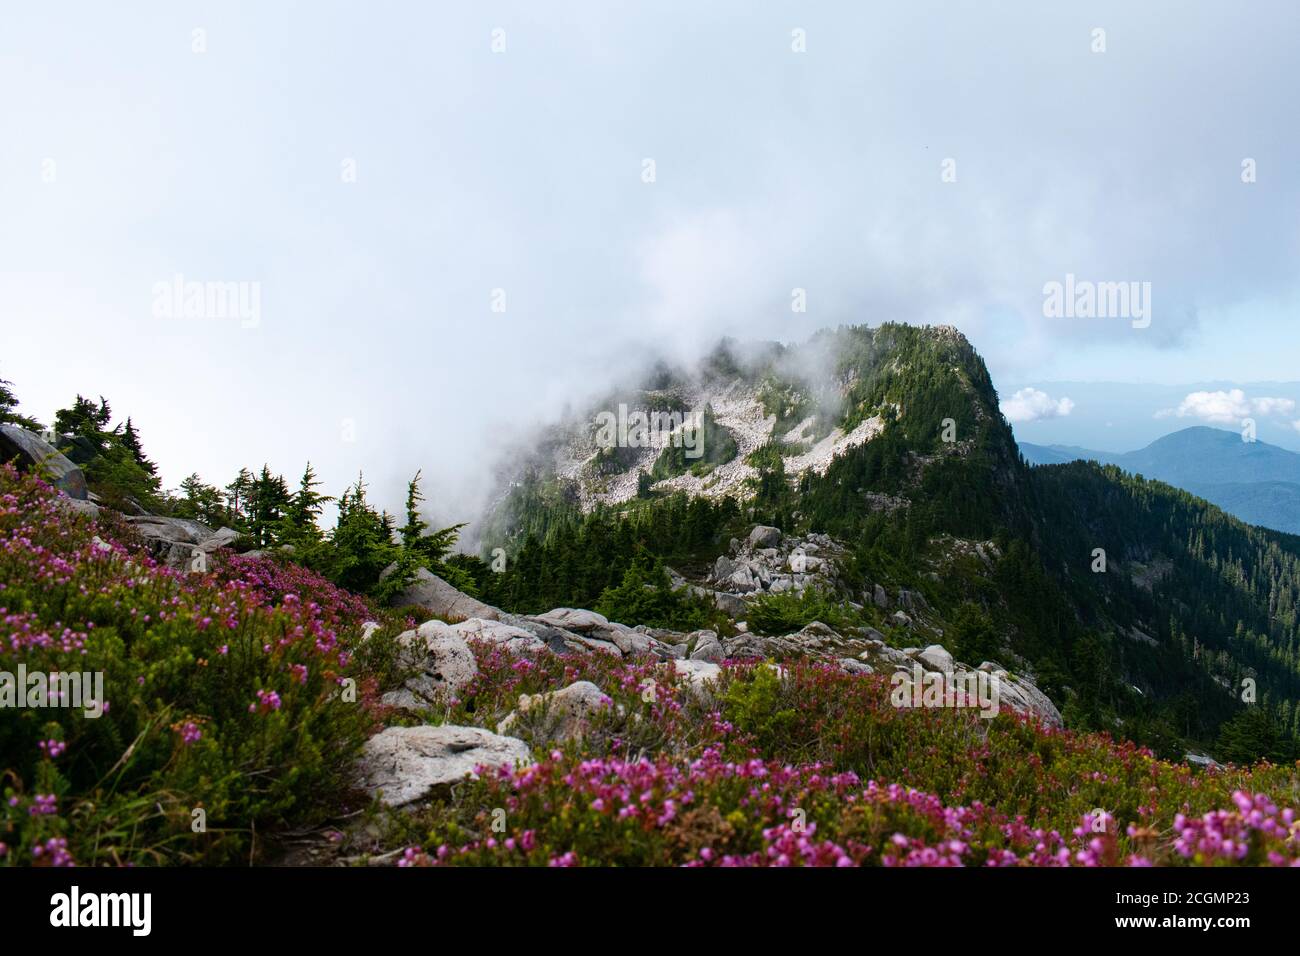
[398,846,431,867]
[249,689,283,714]
[32,837,74,867]
[29,793,58,816]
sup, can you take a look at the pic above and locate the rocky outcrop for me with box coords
[705,526,850,604]
[723,620,848,659]
[363,541,1063,728]
[513,607,676,660]
[0,425,88,499]
[665,567,747,618]
[382,565,502,621]
[973,661,1063,728]
[380,621,478,710]
[356,725,531,807]
[124,515,243,570]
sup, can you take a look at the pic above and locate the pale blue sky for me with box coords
[3,1,1298,518]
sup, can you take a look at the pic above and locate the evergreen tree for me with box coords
[950,602,1001,664]
[384,470,470,595]
[119,417,157,475]
[224,468,255,529]
[1216,708,1292,764]
[280,462,330,544]
[176,473,226,526]
[50,393,161,508]
[247,465,292,547]
[326,473,400,595]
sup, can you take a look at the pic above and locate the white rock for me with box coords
[689,630,725,662]
[673,659,722,686]
[382,621,478,707]
[533,607,609,632]
[452,617,545,654]
[356,725,531,807]
[747,525,782,549]
[916,644,955,674]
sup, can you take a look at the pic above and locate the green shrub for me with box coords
[721,665,796,752]
[745,586,858,636]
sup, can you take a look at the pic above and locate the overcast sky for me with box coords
[3,1,1299,520]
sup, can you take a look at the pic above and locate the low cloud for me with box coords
[1157,389,1297,425]
[1002,388,1075,424]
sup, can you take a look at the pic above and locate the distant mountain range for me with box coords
[1020,426,1300,534]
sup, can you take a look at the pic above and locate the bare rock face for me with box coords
[0,425,88,500]
[356,725,531,807]
[973,662,1064,728]
[723,620,848,659]
[383,566,504,621]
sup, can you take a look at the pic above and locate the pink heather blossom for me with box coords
[38,739,66,758]
[250,689,283,713]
